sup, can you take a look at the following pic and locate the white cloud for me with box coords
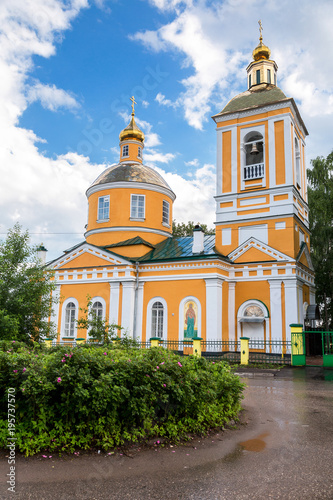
[142,100,150,108]
[144,150,176,165]
[156,163,215,225]
[134,0,333,136]
[185,158,199,167]
[27,82,80,112]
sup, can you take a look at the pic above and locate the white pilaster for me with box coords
[309,287,316,305]
[228,281,236,342]
[268,117,276,189]
[284,279,299,341]
[134,283,144,341]
[297,281,304,326]
[216,129,222,195]
[284,116,293,185]
[121,281,136,337]
[205,278,223,342]
[109,281,120,324]
[50,284,61,335]
[268,280,283,342]
[231,126,238,193]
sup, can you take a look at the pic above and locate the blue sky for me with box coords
[1,0,333,261]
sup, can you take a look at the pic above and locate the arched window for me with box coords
[92,301,103,320]
[152,301,164,338]
[243,131,264,180]
[65,302,76,337]
[147,297,168,341]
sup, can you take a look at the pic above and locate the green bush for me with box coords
[0,344,244,455]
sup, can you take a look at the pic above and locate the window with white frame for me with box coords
[243,131,264,181]
[151,301,164,338]
[65,302,76,337]
[138,146,142,159]
[98,196,109,221]
[162,200,170,225]
[92,301,103,320]
[122,144,129,157]
[131,194,145,219]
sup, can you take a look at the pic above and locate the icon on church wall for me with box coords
[184,301,198,338]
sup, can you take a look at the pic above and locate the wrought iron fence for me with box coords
[42,337,292,365]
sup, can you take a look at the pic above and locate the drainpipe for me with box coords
[133,262,139,339]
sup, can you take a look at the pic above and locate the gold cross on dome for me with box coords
[130,96,137,114]
[258,20,263,39]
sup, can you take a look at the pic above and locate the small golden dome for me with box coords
[119,112,145,143]
[253,36,271,61]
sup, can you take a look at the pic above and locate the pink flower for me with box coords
[146,374,150,377]
[12,341,15,343]
[156,366,159,369]
[57,377,62,383]
[160,362,165,365]
[42,455,47,458]
[61,359,65,362]
[65,354,69,357]
[178,362,182,367]
[22,388,25,392]
[103,352,107,355]
[49,456,52,458]
[13,370,17,373]
[23,367,26,372]
[163,384,166,387]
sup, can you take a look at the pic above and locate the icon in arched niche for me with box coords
[183,300,198,338]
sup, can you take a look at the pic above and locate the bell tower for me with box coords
[212,23,309,261]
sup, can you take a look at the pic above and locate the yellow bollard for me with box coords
[150,337,160,348]
[44,338,52,348]
[76,338,85,346]
[240,337,249,365]
[192,337,202,357]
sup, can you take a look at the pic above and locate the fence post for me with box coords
[240,337,249,365]
[290,324,305,366]
[192,337,202,357]
[150,337,160,348]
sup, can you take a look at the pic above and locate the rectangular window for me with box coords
[162,200,170,225]
[131,194,145,219]
[299,229,305,246]
[267,69,271,84]
[98,196,109,221]
[138,147,142,159]
[256,69,260,84]
[122,145,129,157]
[249,74,251,88]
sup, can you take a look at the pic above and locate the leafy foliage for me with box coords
[76,297,122,344]
[172,220,215,237]
[307,152,333,328]
[0,344,244,455]
[0,224,57,342]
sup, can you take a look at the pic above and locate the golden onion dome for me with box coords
[253,33,271,61]
[119,112,145,143]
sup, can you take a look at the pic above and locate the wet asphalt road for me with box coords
[1,367,333,500]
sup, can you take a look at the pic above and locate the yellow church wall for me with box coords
[107,244,153,258]
[57,282,111,339]
[303,284,309,306]
[90,231,168,248]
[120,142,143,163]
[141,279,207,342]
[215,217,296,258]
[233,247,276,263]
[274,120,285,185]
[86,187,173,245]
[222,131,232,193]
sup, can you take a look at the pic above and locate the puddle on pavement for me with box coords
[238,432,269,452]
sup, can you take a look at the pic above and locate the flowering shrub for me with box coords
[0,344,244,456]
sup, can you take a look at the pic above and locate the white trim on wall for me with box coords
[146,296,168,341]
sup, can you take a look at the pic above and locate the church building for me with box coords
[49,31,315,345]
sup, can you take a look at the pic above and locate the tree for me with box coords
[307,151,333,329]
[172,220,215,237]
[76,297,122,344]
[0,224,57,342]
